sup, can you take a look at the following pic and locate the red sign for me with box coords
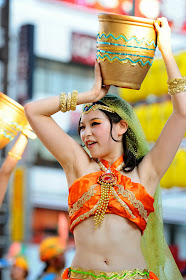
[134,0,160,19]
[57,0,133,15]
[71,32,97,66]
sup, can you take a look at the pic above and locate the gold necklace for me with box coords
[94,159,124,229]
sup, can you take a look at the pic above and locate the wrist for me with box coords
[160,47,173,57]
[77,90,95,105]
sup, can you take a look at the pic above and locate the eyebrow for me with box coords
[80,118,103,124]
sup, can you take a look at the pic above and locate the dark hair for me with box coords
[78,103,143,172]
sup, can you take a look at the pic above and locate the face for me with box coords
[10,265,26,280]
[80,110,122,158]
[50,253,65,270]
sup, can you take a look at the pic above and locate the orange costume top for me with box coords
[68,155,154,233]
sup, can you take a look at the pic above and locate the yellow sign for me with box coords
[134,100,174,142]
[160,148,186,188]
[119,52,186,102]
[10,167,25,241]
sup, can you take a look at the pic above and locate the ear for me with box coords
[118,120,128,136]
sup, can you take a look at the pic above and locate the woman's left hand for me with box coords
[154,17,172,54]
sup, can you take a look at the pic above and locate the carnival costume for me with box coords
[62,94,183,280]
[69,155,154,233]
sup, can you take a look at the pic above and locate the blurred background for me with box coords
[0,0,186,279]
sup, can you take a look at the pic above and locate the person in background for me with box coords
[0,125,36,207]
[10,255,29,280]
[37,236,65,280]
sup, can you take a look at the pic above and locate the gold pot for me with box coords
[0,92,28,149]
[97,14,157,90]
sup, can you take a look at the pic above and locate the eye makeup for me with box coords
[91,118,103,123]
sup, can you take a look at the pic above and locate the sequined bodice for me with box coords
[68,155,154,233]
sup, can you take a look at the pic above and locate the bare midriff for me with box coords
[71,214,147,272]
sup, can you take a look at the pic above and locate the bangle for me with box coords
[66,92,71,111]
[22,128,37,140]
[60,92,67,112]
[71,90,78,111]
[8,152,22,160]
[167,76,186,95]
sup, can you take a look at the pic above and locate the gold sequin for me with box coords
[94,184,111,228]
[60,92,67,113]
[111,188,136,219]
[167,76,186,95]
[71,90,78,111]
[82,104,115,114]
[66,92,71,111]
[70,202,100,231]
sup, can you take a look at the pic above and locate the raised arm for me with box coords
[139,18,186,194]
[0,133,28,207]
[24,62,109,173]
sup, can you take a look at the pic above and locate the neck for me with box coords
[99,150,124,166]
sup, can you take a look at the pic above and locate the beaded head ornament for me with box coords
[82,94,149,160]
[82,93,182,280]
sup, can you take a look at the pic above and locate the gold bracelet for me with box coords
[22,128,37,140]
[167,76,186,95]
[8,152,22,160]
[71,90,78,111]
[66,92,71,111]
[60,92,67,112]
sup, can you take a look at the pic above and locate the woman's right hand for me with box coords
[90,61,110,102]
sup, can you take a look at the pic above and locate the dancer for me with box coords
[0,124,36,207]
[24,17,186,280]
[0,133,28,207]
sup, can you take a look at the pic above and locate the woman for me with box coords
[24,18,186,280]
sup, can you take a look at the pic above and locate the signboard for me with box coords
[17,24,35,105]
[71,32,96,66]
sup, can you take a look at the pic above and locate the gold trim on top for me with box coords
[111,188,136,219]
[116,185,148,222]
[69,184,98,217]
[70,201,100,231]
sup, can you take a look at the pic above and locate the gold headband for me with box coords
[82,103,115,114]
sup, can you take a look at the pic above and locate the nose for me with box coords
[81,126,92,141]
